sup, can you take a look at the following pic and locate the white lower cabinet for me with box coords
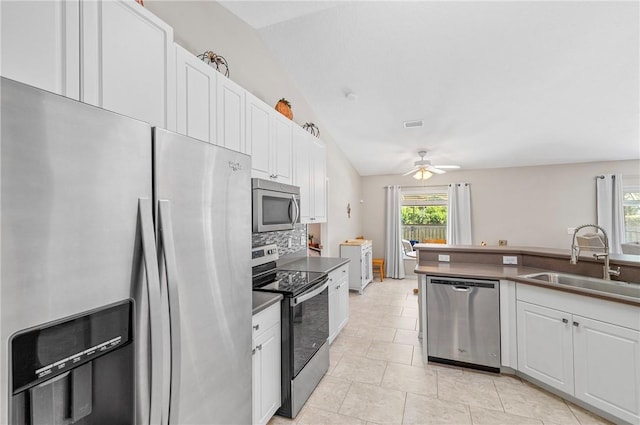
[340,242,373,294]
[516,301,574,394]
[573,315,640,423]
[328,264,349,343]
[516,284,640,424]
[252,302,281,425]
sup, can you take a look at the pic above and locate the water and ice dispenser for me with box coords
[10,301,134,425]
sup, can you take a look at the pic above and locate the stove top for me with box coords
[253,269,327,297]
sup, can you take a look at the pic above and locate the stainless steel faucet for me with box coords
[570,224,621,280]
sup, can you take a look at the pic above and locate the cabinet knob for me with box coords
[562,318,568,324]
[256,344,263,351]
[253,324,260,330]
[573,321,579,327]
[252,348,256,355]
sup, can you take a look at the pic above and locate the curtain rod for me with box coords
[383,184,449,189]
[596,174,640,179]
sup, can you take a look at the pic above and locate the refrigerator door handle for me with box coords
[139,198,164,425]
[158,200,182,425]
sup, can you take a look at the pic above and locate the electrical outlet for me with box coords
[503,256,518,265]
[438,254,450,262]
[567,227,576,235]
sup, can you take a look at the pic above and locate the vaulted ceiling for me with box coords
[221,1,639,176]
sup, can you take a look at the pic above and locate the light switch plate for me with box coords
[438,254,450,262]
[503,255,518,265]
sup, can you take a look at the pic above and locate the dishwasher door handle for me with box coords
[452,286,471,292]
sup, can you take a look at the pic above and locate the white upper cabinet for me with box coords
[293,126,326,223]
[248,96,293,184]
[217,76,246,154]
[1,0,80,99]
[175,44,217,143]
[246,92,271,175]
[80,0,176,130]
[271,112,293,184]
[310,137,327,222]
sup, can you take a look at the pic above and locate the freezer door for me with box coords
[153,128,252,425]
[0,78,153,423]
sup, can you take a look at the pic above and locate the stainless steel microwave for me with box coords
[252,178,300,232]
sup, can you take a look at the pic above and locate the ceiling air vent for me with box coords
[403,120,423,129]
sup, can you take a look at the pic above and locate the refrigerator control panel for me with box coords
[10,300,132,394]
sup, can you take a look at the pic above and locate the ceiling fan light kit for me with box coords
[413,169,433,180]
[403,150,459,178]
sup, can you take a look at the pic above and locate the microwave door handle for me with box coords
[291,195,300,226]
[138,199,164,425]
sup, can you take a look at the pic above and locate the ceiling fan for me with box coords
[402,150,460,180]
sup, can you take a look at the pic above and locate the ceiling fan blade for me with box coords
[434,165,461,170]
[402,166,420,176]
[425,165,446,175]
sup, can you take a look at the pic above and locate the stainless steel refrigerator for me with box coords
[0,77,252,424]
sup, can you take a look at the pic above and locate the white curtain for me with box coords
[596,174,625,254]
[447,183,472,245]
[384,185,405,279]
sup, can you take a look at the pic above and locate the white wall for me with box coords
[145,0,362,256]
[362,160,640,258]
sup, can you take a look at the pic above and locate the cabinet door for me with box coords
[311,138,327,223]
[175,44,217,143]
[337,275,350,332]
[1,0,80,99]
[328,279,340,343]
[217,76,246,153]
[252,342,261,425]
[255,324,281,425]
[516,301,574,394]
[272,113,293,184]
[573,315,640,424]
[81,0,175,130]
[247,93,272,179]
[294,128,312,222]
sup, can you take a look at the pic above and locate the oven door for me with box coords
[288,278,329,378]
[253,188,300,232]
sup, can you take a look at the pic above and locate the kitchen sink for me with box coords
[519,272,640,300]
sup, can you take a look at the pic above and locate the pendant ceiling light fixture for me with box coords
[413,168,433,180]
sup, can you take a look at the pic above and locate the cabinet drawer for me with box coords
[328,264,349,284]
[253,302,280,336]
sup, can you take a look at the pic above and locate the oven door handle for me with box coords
[292,276,329,306]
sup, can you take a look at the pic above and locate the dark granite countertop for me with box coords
[415,261,640,306]
[252,292,282,315]
[277,256,350,273]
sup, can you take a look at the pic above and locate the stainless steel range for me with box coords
[252,244,329,418]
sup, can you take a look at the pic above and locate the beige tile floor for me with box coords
[268,277,612,425]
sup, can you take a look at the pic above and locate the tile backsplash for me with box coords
[252,224,307,258]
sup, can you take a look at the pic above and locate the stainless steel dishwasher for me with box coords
[426,276,501,372]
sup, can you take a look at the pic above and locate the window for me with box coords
[623,184,640,243]
[401,189,447,243]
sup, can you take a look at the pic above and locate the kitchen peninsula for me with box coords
[414,244,640,424]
